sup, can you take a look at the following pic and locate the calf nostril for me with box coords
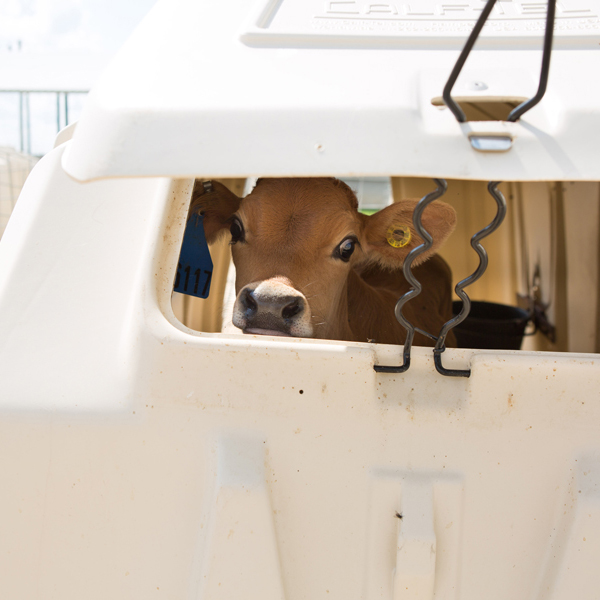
[282,298,303,320]
[240,289,258,315]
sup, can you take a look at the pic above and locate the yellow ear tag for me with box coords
[386,225,412,248]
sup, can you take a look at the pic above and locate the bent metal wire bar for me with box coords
[374,179,448,374]
[373,180,508,377]
[374,0,556,376]
[434,182,507,377]
[442,0,557,125]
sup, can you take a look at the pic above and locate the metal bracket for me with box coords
[469,135,512,153]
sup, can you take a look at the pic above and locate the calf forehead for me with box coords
[240,178,360,250]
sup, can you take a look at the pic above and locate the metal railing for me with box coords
[0,89,88,155]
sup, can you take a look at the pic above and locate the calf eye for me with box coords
[230,218,245,244]
[334,237,357,262]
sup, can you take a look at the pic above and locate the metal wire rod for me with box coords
[442,0,498,123]
[443,0,557,124]
[433,181,507,377]
[507,0,556,122]
[374,179,448,374]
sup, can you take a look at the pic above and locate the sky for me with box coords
[0,0,157,154]
[0,0,157,54]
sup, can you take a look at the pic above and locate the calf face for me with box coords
[191,178,456,340]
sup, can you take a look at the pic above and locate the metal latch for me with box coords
[469,135,513,152]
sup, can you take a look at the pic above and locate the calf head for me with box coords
[191,178,456,340]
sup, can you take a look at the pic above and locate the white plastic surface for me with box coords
[62,0,600,182]
[2,146,600,598]
[242,0,600,48]
[53,121,77,148]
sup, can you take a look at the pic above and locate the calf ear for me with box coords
[189,180,241,244]
[362,199,456,268]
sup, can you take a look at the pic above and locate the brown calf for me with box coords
[191,178,457,347]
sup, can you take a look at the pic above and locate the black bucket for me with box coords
[451,301,531,350]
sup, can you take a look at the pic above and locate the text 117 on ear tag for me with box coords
[174,213,213,298]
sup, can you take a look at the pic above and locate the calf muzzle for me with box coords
[232,279,313,338]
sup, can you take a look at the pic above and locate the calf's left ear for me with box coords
[188,180,241,244]
[362,199,456,268]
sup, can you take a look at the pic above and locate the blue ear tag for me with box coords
[174,213,213,298]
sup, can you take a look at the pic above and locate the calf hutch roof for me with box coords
[63,0,600,182]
